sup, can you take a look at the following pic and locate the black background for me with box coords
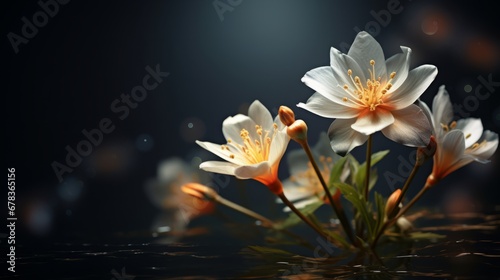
[3,0,499,247]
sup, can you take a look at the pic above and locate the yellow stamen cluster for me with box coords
[221,123,279,164]
[341,59,396,111]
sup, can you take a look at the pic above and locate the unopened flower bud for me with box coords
[181,183,218,200]
[385,189,402,218]
[287,120,308,143]
[416,135,437,166]
[278,106,296,126]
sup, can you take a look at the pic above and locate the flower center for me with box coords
[221,123,279,164]
[341,60,396,111]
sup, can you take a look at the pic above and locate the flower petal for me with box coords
[351,109,395,135]
[199,161,238,176]
[297,92,360,119]
[248,100,273,130]
[432,85,454,133]
[313,132,341,162]
[435,130,468,178]
[347,31,387,82]
[285,149,310,175]
[196,140,241,164]
[455,118,483,148]
[330,48,366,87]
[282,183,317,202]
[301,66,350,103]
[328,118,369,156]
[385,46,411,89]
[233,161,271,179]
[381,104,432,147]
[417,99,435,133]
[466,130,499,162]
[268,130,290,166]
[388,64,438,110]
[222,114,255,143]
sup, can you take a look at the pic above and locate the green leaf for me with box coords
[328,156,348,189]
[355,150,389,190]
[374,192,386,235]
[277,200,323,229]
[334,182,375,238]
[368,168,378,190]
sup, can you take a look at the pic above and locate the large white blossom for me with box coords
[298,31,436,155]
[418,85,498,185]
[196,100,290,194]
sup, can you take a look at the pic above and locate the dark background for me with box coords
[3,0,499,247]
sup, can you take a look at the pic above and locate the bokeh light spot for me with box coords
[180,117,206,142]
[421,18,438,35]
[464,84,472,93]
[136,134,154,151]
[58,177,84,203]
[27,202,53,236]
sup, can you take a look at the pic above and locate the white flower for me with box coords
[298,31,436,155]
[196,100,290,194]
[280,133,350,211]
[418,85,498,185]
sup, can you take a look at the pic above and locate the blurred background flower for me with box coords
[144,158,214,243]
[280,133,350,211]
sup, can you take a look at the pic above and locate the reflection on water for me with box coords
[12,212,500,279]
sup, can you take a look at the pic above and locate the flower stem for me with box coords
[393,183,431,222]
[299,141,357,246]
[388,163,420,219]
[364,134,373,201]
[216,195,314,248]
[216,196,275,228]
[278,193,330,240]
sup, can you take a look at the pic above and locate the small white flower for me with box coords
[280,133,350,211]
[298,31,436,155]
[418,85,498,185]
[196,100,290,194]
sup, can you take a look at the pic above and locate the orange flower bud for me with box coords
[278,106,296,126]
[287,120,308,143]
[385,189,402,218]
